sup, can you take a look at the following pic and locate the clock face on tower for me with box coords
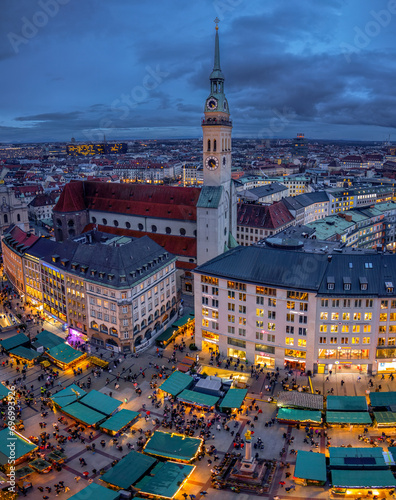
[205,156,219,171]
[206,97,218,110]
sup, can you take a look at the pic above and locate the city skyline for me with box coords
[1,0,396,143]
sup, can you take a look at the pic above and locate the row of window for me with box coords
[91,217,192,236]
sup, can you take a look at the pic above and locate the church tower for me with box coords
[197,19,237,265]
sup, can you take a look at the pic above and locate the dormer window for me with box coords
[99,272,104,279]
[120,275,126,283]
[359,277,368,291]
[91,269,96,276]
[108,274,114,281]
[386,281,394,293]
[343,277,351,291]
[327,276,335,290]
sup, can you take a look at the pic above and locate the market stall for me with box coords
[294,450,327,486]
[177,389,219,409]
[9,346,40,366]
[143,431,203,463]
[326,395,368,412]
[99,409,140,435]
[68,482,121,500]
[50,384,87,409]
[0,428,38,469]
[276,391,324,410]
[45,343,86,370]
[277,408,322,425]
[159,371,193,397]
[326,411,372,426]
[219,388,247,413]
[374,411,396,427]
[100,450,156,490]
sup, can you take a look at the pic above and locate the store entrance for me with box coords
[285,360,306,371]
[318,363,368,374]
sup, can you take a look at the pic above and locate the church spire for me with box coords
[213,17,221,71]
[210,18,224,81]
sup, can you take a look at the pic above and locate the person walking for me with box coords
[341,379,345,386]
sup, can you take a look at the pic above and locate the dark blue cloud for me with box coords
[0,0,396,142]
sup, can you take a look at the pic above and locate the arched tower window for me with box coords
[207,139,211,152]
[4,215,7,224]
[17,214,20,222]
[213,139,217,152]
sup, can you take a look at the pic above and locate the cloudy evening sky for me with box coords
[1,0,396,143]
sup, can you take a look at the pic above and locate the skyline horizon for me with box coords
[1,1,396,143]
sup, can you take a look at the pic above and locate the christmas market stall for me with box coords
[100,450,156,490]
[50,384,87,409]
[277,408,322,426]
[159,371,193,397]
[177,389,219,410]
[100,409,140,435]
[276,391,324,410]
[9,346,40,366]
[326,395,368,412]
[134,460,195,499]
[369,391,396,410]
[45,343,86,370]
[143,431,203,463]
[326,411,372,427]
[32,330,65,351]
[0,333,29,353]
[0,428,38,470]
[68,482,121,500]
[219,388,247,413]
[294,450,327,486]
[373,411,396,428]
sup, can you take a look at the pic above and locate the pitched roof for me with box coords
[54,181,201,220]
[83,223,196,257]
[237,201,294,229]
[197,185,223,209]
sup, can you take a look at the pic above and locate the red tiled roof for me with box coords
[8,226,39,247]
[176,261,197,270]
[83,223,197,257]
[54,181,201,221]
[237,201,294,230]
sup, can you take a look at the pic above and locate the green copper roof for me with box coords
[210,27,224,80]
[197,186,222,208]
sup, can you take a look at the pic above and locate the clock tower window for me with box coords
[213,140,217,152]
[208,139,211,152]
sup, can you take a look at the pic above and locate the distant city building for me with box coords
[292,133,308,157]
[0,185,30,236]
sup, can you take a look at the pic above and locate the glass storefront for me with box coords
[255,354,275,368]
[318,348,369,360]
[378,361,396,372]
[318,362,368,374]
[228,348,246,360]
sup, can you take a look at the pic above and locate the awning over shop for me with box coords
[68,482,120,500]
[326,395,368,412]
[61,401,107,426]
[326,411,372,425]
[219,388,247,411]
[100,450,156,489]
[51,384,87,408]
[374,411,396,426]
[155,327,176,345]
[329,447,387,469]
[46,344,85,366]
[135,461,195,499]
[9,346,40,361]
[294,450,326,483]
[79,390,122,416]
[0,333,29,352]
[331,469,396,488]
[277,408,322,424]
[143,431,202,462]
[32,330,64,350]
[370,391,396,408]
[100,410,140,434]
[276,391,324,410]
[159,371,193,396]
[172,314,194,329]
[0,428,38,465]
[178,389,219,408]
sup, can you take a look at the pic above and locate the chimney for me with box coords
[328,255,332,262]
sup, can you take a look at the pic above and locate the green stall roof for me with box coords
[33,330,64,349]
[101,450,156,489]
[0,428,38,466]
[144,431,202,462]
[294,450,327,482]
[160,371,193,396]
[9,346,40,361]
[47,344,85,364]
[156,327,176,343]
[277,408,322,424]
[51,384,87,408]
[135,461,194,499]
[326,411,372,424]
[62,401,107,426]
[80,390,122,416]
[0,333,29,351]
[68,482,120,500]
[326,395,368,412]
[329,447,386,469]
[374,411,396,424]
[0,384,9,400]
[178,389,219,408]
[370,391,396,408]
[220,388,247,411]
[331,469,396,488]
[100,410,140,433]
[172,314,194,329]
